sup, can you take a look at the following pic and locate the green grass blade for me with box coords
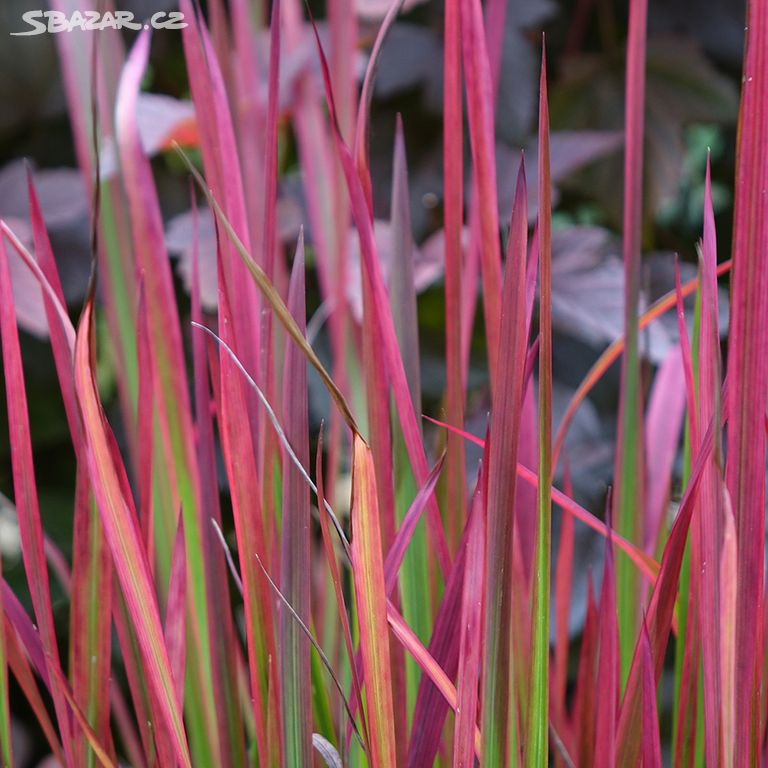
[527,45,553,767]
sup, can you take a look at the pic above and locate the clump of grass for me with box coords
[0,0,766,765]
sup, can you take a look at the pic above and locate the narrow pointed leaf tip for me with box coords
[481,159,528,766]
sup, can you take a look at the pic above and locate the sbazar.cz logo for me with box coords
[10,10,187,35]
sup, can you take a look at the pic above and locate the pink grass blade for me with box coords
[459,0,502,380]
[443,0,467,550]
[261,0,281,284]
[165,518,187,707]
[670,272,703,768]
[69,465,113,768]
[388,118,431,733]
[527,46,553,767]
[350,435,397,768]
[614,0,649,685]
[0,569,10,767]
[643,346,685,555]
[389,117,421,417]
[572,577,598,767]
[116,29,222,761]
[594,526,618,768]
[724,5,768,756]
[674,263,699,450]
[26,173,78,432]
[720,490,737,766]
[190,219,247,768]
[453,477,485,767]
[383,454,446,595]
[73,297,191,767]
[406,475,478,767]
[179,0,262,380]
[553,465,575,728]
[316,431,369,749]
[640,622,662,767]
[215,280,275,763]
[136,284,155,559]
[2,582,51,690]
[616,398,724,764]
[280,237,313,767]
[386,601,481,760]
[26,174,114,768]
[357,136,399,754]
[481,159,528,768]
[4,618,64,764]
[0,233,73,761]
[697,155,726,767]
[673,565,701,768]
[46,663,118,768]
[259,0,282,591]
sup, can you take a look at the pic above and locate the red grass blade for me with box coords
[26,173,115,766]
[215,279,275,763]
[26,173,78,430]
[594,525,618,768]
[720,490,737,764]
[316,430,369,749]
[572,577,598,767]
[453,477,485,767]
[616,396,724,763]
[357,123,398,753]
[527,46,553,766]
[614,0,649,684]
[116,29,222,761]
[135,284,155,559]
[459,0,502,380]
[387,601,481,761]
[481,159,528,767]
[698,155,726,767]
[46,663,118,768]
[0,570,11,768]
[405,495,473,767]
[280,237,313,767]
[190,217,247,768]
[443,0,467,549]
[179,0,261,378]
[382,452,445,593]
[640,622,662,767]
[724,5,768,757]
[73,296,191,767]
[350,434,397,768]
[0,232,73,760]
[553,465,575,727]
[643,347,685,555]
[389,116,421,416]
[4,617,64,764]
[69,465,113,766]
[165,518,187,707]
